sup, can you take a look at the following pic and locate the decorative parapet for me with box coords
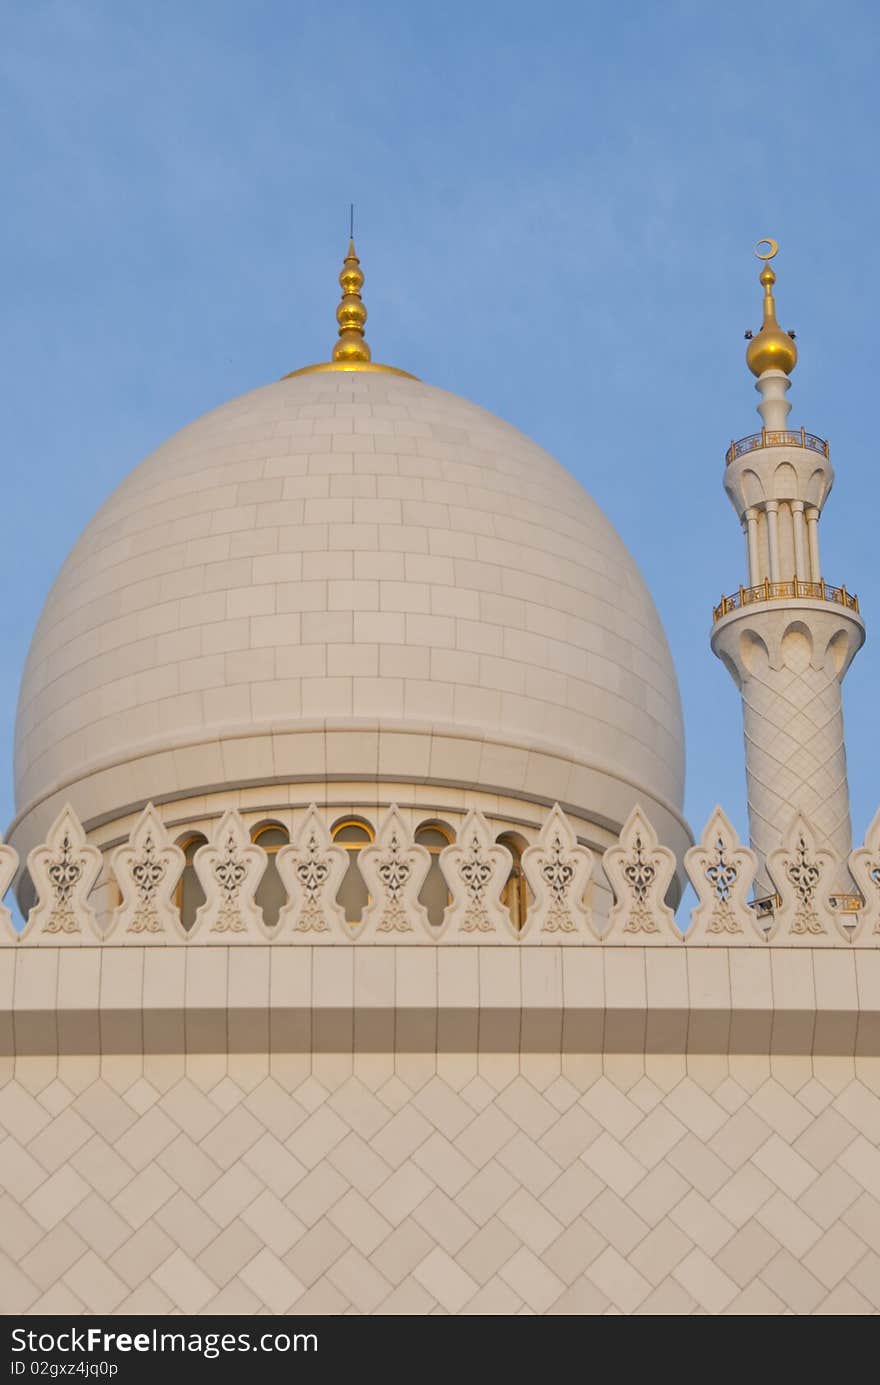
[725,427,829,465]
[109,804,185,944]
[357,805,433,942]
[603,806,679,943]
[849,809,880,937]
[521,803,596,942]
[713,577,859,623]
[2,801,879,948]
[767,812,848,945]
[21,805,102,944]
[684,806,761,943]
[192,809,270,942]
[275,804,349,941]
[439,809,515,941]
[0,834,18,942]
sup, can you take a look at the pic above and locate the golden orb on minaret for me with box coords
[746,238,798,377]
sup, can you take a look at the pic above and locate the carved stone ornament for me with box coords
[275,805,349,942]
[0,835,19,943]
[22,804,103,944]
[439,809,514,942]
[603,806,679,943]
[357,806,433,943]
[684,806,762,944]
[108,804,186,944]
[192,809,269,942]
[767,813,842,945]
[849,808,880,940]
[521,804,596,942]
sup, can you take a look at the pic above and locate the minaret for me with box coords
[710,240,865,895]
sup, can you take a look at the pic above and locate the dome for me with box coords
[11,368,688,866]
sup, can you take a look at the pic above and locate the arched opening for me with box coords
[827,627,851,675]
[497,831,531,932]
[16,869,36,922]
[251,822,289,928]
[781,621,813,674]
[331,817,374,925]
[97,871,123,935]
[415,821,454,926]
[739,628,769,677]
[96,861,121,913]
[175,833,208,931]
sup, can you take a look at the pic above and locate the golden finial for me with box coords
[745,238,798,377]
[284,226,417,380]
[332,239,371,364]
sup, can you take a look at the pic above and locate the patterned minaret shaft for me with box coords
[710,242,865,894]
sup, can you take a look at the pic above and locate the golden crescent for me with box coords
[754,237,779,261]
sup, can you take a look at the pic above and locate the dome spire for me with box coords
[332,238,372,365]
[745,238,798,377]
[284,227,417,380]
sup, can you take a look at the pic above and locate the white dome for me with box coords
[12,370,687,858]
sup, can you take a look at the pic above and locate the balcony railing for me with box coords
[725,428,829,466]
[713,578,859,623]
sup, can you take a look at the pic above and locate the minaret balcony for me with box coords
[725,428,829,465]
[713,577,859,623]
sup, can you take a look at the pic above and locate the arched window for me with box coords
[497,832,531,932]
[415,821,454,927]
[331,818,374,925]
[175,833,208,931]
[252,822,289,928]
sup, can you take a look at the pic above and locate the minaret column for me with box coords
[711,240,865,895]
[755,368,792,431]
[765,501,781,581]
[791,501,808,579]
[806,505,821,579]
[744,508,760,585]
[711,604,863,893]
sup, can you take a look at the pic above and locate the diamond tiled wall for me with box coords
[2,1054,879,1315]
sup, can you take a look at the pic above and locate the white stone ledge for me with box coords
[1,946,878,1057]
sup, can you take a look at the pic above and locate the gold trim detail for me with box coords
[251,822,289,853]
[829,893,863,914]
[754,238,779,261]
[331,817,375,847]
[726,427,828,466]
[713,578,860,623]
[283,360,417,380]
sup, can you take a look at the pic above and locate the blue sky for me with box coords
[2,0,878,875]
